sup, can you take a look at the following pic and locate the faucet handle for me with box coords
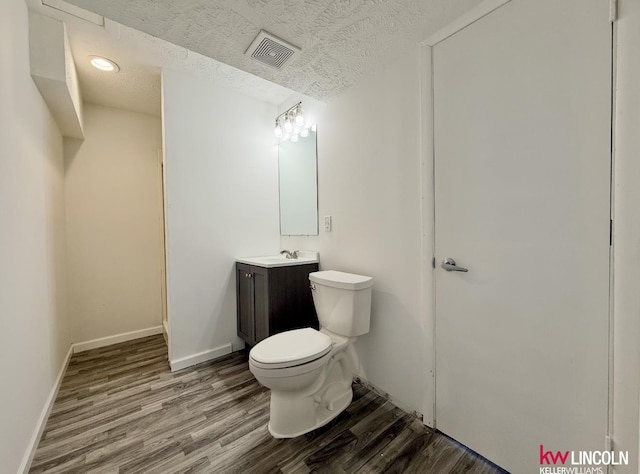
[279,249,298,259]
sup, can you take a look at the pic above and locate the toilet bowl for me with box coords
[249,270,373,438]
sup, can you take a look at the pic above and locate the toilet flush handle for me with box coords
[310,283,316,290]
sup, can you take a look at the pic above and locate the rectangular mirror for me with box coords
[278,130,318,235]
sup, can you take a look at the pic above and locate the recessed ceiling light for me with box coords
[89,56,119,72]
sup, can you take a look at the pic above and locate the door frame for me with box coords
[418,1,620,466]
[609,1,640,472]
[418,0,513,430]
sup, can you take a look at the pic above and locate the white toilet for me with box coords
[249,270,373,438]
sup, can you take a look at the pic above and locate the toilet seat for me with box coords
[250,328,332,370]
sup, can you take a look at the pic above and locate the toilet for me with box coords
[249,270,373,438]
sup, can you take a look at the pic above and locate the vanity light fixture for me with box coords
[274,102,306,142]
[89,56,119,72]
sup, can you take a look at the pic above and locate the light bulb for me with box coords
[274,120,283,138]
[295,106,304,127]
[90,56,119,72]
[284,114,293,133]
[300,128,309,138]
[291,134,299,142]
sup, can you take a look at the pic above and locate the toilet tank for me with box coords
[308,270,373,337]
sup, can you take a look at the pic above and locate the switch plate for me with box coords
[324,216,332,232]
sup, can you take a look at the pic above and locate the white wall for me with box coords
[0,0,70,471]
[281,44,431,418]
[64,103,164,343]
[162,69,280,367]
[28,13,84,139]
[284,3,640,470]
[613,1,640,472]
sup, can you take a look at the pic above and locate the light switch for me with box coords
[324,216,332,232]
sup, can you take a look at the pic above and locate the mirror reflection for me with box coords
[278,130,318,235]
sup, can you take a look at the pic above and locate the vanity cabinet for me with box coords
[236,262,319,347]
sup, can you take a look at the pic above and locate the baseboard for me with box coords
[354,376,424,423]
[19,343,74,474]
[73,326,163,353]
[162,320,169,345]
[170,343,232,372]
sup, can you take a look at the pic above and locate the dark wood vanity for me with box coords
[236,261,319,347]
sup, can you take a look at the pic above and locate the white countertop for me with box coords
[237,250,319,268]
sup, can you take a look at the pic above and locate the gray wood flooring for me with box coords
[30,335,506,473]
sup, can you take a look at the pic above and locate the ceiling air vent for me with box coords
[245,30,301,70]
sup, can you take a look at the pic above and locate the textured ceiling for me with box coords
[60,0,485,100]
[27,1,296,116]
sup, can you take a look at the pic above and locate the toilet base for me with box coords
[267,387,353,439]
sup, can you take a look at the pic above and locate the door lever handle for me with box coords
[441,258,469,272]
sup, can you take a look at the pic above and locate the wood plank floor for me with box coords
[30,335,506,473]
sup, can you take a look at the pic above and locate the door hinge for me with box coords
[609,0,617,22]
[610,219,613,246]
[432,257,436,269]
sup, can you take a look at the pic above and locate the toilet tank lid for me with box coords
[309,270,373,290]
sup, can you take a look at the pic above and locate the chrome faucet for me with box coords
[280,249,299,259]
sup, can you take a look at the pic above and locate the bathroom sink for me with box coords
[237,251,318,268]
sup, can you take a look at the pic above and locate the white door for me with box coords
[433,0,611,472]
